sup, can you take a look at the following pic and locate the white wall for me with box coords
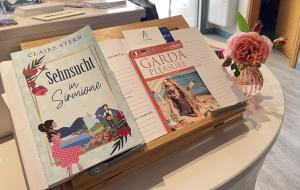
[170,0,199,27]
[150,0,250,33]
[213,0,250,34]
[151,0,199,27]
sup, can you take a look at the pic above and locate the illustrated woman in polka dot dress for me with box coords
[38,120,84,176]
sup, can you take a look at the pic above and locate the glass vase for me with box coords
[226,66,264,99]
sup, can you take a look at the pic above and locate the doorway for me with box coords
[259,0,281,40]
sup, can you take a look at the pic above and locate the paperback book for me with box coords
[10,26,143,187]
[129,40,220,130]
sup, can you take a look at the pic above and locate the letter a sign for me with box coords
[142,30,149,39]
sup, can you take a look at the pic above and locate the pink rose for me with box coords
[117,126,131,137]
[32,86,48,96]
[27,81,36,88]
[40,65,47,71]
[251,20,263,33]
[224,32,273,66]
[23,68,38,78]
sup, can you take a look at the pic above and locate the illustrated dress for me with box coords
[51,135,81,168]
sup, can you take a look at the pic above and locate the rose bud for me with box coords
[23,67,38,78]
[213,48,225,59]
[27,81,36,88]
[273,36,288,49]
[32,86,48,96]
[251,20,263,33]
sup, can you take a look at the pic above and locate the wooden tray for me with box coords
[20,16,246,190]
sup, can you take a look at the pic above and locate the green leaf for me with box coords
[36,56,45,67]
[31,59,35,68]
[230,63,241,77]
[120,137,123,149]
[27,75,36,81]
[222,58,232,67]
[234,69,240,77]
[236,11,250,32]
[231,63,238,70]
[110,142,119,155]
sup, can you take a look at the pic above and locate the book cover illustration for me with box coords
[129,40,220,130]
[11,26,143,186]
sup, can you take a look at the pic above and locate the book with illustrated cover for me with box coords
[10,26,143,187]
[129,40,220,130]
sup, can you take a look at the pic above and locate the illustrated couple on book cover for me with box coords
[37,103,129,176]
